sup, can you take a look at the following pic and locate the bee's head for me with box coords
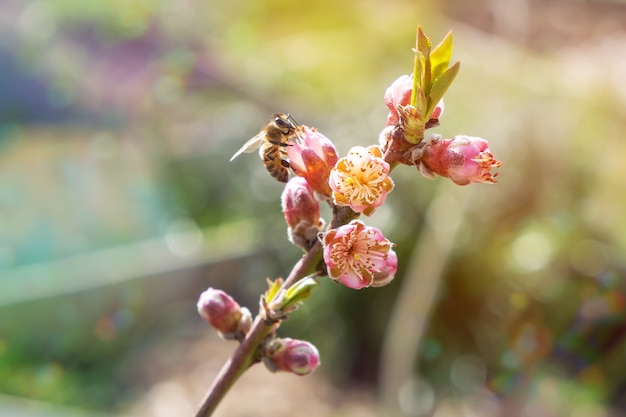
[274,113,298,134]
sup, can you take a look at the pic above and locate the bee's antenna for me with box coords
[286,114,300,128]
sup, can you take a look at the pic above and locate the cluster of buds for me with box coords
[378,28,501,184]
[277,29,499,293]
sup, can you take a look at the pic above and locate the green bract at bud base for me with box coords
[261,276,318,323]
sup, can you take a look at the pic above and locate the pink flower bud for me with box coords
[197,288,243,336]
[281,177,324,251]
[286,126,339,197]
[384,75,413,127]
[419,134,501,185]
[323,220,397,290]
[264,338,320,376]
[384,74,444,127]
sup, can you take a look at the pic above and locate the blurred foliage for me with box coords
[1,0,626,415]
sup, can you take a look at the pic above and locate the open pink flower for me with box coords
[329,145,394,216]
[323,220,397,289]
[419,134,501,185]
[286,126,338,197]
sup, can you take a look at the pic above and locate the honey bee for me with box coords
[230,113,300,183]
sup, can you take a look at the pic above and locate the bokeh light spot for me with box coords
[165,218,203,257]
[451,355,486,394]
[420,338,441,361]
[509,231,553,273]
[18,2,58,43]
[397,376,435,417]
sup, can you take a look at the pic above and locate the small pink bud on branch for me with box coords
[417,134,502,185]
[281,177,325,251]
[263,338,320,376]
[197,288,251,340]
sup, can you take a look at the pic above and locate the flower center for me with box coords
[337,155,388,204]
[330,228,387,277]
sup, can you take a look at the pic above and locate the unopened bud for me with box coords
[263,338,320,376]
[281,177,324,251]
[418,134,501,185]
[197,287,243,337]
[286,126,339,197]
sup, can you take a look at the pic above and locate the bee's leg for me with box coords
[280,160,290,168]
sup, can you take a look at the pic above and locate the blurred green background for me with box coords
[0,0,625,416]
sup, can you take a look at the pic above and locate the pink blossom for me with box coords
[323,220,397,289]
[419,134,501,185]
[329,145,394,216]
[263,338,320,376]
[286,126,339,197]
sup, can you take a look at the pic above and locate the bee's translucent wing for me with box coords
[230,133,265,161]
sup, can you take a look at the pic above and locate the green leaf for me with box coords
[281,277,318,309]
[426,61,460,119]
[430,30,454,82]
[416,85,428,116]
[417,26,431,57]
[410,53,422,107]
[417,27,432,96]
[265,277,283,301]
